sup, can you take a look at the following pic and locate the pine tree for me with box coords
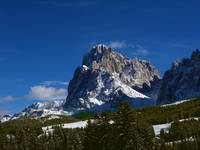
[84,112,113,150]
[0,122,7,149]
[112,101,145,150]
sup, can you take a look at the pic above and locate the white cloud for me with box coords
[132,45,149,56]
[108,41,128,49]
[40,80,68,86]
[108,41,149,56]
[0,96,15,103]
[0,80,69,103]
[27,85,67,101]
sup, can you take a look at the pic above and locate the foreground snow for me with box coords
[42,120,88,134]
[161,99,192,107]
[165,137,195,145]
[153,123,171,136]
[42,117,200,137]
[153,117,200,137]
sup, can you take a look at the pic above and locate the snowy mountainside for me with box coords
[0,115,12,123]
[1,99,69,122]
[64,44,159,111]
[1,44,161,122]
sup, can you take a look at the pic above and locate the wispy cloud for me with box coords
[108,41,149,56]
[108,41,128,49]
[0,80,68,103]
[40,80,68,86]
[38,1,98,8]
[0,96,16,103]
[132,45,149,56]
[26,85,67,101]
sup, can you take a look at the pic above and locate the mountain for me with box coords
[3,46,200,122]
[64,44,161,112]
[157,49,200,104]
[1,99,68,122]
[1,44,161,122]
[0,114,12,123]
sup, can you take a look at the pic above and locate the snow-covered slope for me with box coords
[0,114,12,123]
[1,44,161,122]
[161,99,193,107]
[1,99,70,122]
[42,120,88,135]
[153,117,200,137]
[64,44,160,111]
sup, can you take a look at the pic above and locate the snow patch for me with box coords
[153,117,200,137]
[42,120,88,134]
[161,99,192,107]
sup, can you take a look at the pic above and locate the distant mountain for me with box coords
[1,44,162,122]
[157,49,200,104]
[1,99,68,122]
[64,44,161,111]
[3,46,200,122]
[0,114,12,123]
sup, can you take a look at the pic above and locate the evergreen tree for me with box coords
[84,112,112,150]
[112,101,141,150]
[0,122,7,149]
[112,101,153,150]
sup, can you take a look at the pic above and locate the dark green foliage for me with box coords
[138,97,200,125]
[2,97,200,149]
[42,115,78,126]
[0,122,7,149]
[84,102,154,150]
[73,112,95,120]
[42,127,84,150]
[160,119,200,143]
[84,111,113,150]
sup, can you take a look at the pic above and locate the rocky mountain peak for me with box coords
[92,44,110,53]
[64,45,161,111]
[191,49,200,61]
[157,49,200,104]
[82,44,126,72]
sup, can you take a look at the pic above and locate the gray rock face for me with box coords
[157,49,200,104]
[64,44,161,111]
[82,44,160,89]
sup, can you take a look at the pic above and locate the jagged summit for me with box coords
[64,45,161,111]
[191,49,200,60]
[157,49,200,104]
[82,43,125,71]
[92,44,109,50]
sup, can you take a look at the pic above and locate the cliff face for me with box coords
[157,49,200,104]
[64,44,161,111]
[82,44,160,90]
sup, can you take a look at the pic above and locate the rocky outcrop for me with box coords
[64,44,161,111]
[157,49,200,104]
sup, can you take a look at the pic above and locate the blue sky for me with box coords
[0,0,200,115]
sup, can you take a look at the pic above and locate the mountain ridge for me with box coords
[157,49,200,104]
[3,45,200,122]
[64,44,160,111]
